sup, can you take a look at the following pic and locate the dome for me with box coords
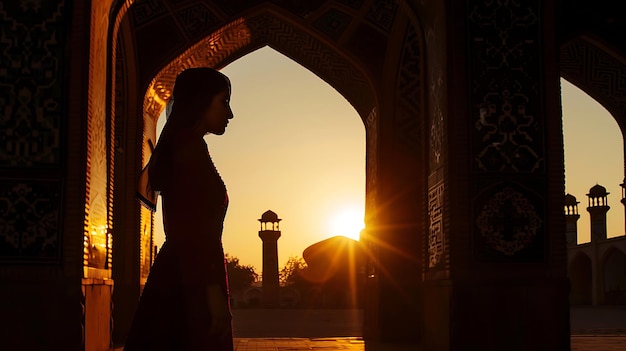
[259,210,281,223]
[301,236,364,283]
[564,193,578,206]
[587,184,609,198]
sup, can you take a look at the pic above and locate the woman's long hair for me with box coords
[137,67,230,210]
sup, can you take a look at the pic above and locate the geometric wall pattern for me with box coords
[428,182,444,268]
[0,0,67,264]
[468,0,546,262]
[0,180,61,262]
[468,0,545,174]
[246,14,375,117]
[337,0,366,10]
[475,186,543,258]
[365,0,397,33]
[560,37,626,126]
[313,8,353,41]
[395,22,424,156]
[0,0,67,168]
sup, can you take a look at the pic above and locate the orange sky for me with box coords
[154,47,625,274]
[561,79,625,243]
[155,47,365,272]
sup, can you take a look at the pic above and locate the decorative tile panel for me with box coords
[468,0,544,174]
[428,182,444,268]
[474,184,544,261]
[429,71,444,168]
[0,180,61,263]
[175,3,219,38]
[363,108,378,287]
[205,0,262,17]
[273,0,327,18]
[0,0,67,167]
[366,0,397,33]
[336,0,365,10]
[254,15,375,116]
[313,8,352,41]
[365,107,378,223]
[131,0,168,28]
[560,38,626,119]
[395,23,424,156]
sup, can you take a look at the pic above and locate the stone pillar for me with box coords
[0,0,110,349]
[360,9,425,342]
[422,1,570,350]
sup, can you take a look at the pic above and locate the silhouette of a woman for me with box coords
[126,67,234,351]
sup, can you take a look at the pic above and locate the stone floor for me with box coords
[233,337,366,351]
[228,307,626,350]
[114,307,626,350]
[231,336,626,351]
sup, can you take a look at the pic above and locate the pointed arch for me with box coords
[141,11,377,129]
[601,246,626,305]
[108,0,428,344]
[569,251,592,305]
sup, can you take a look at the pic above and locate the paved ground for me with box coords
[570,306,626,334]
[232,337,626,351]
[230,307,626,350]
[232,309,364,338]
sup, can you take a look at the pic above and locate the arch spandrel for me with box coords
[142,13,377,128]
[560,37,626,132]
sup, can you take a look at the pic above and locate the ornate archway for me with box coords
[109,1,427,345]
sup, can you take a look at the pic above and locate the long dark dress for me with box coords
[125,132,232,351]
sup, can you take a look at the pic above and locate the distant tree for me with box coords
[225,254,258,292]
[279,256,308,287]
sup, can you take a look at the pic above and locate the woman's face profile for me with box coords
[201,87,233,135]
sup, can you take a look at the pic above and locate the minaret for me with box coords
[586,184,610,242]
[258,210,281,307]
[564,193,580,246]
[619,178,626,233]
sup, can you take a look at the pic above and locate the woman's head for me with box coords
[168,67,232,131]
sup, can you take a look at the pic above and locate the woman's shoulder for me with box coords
[170,131,207,163]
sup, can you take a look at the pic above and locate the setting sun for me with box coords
[328,207,365,241]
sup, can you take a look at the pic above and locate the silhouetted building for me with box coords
[587,184,610,241]
[301,236,366,308]
[565,193,581,246]
[258,210,281,307]
[566,185,626,305]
